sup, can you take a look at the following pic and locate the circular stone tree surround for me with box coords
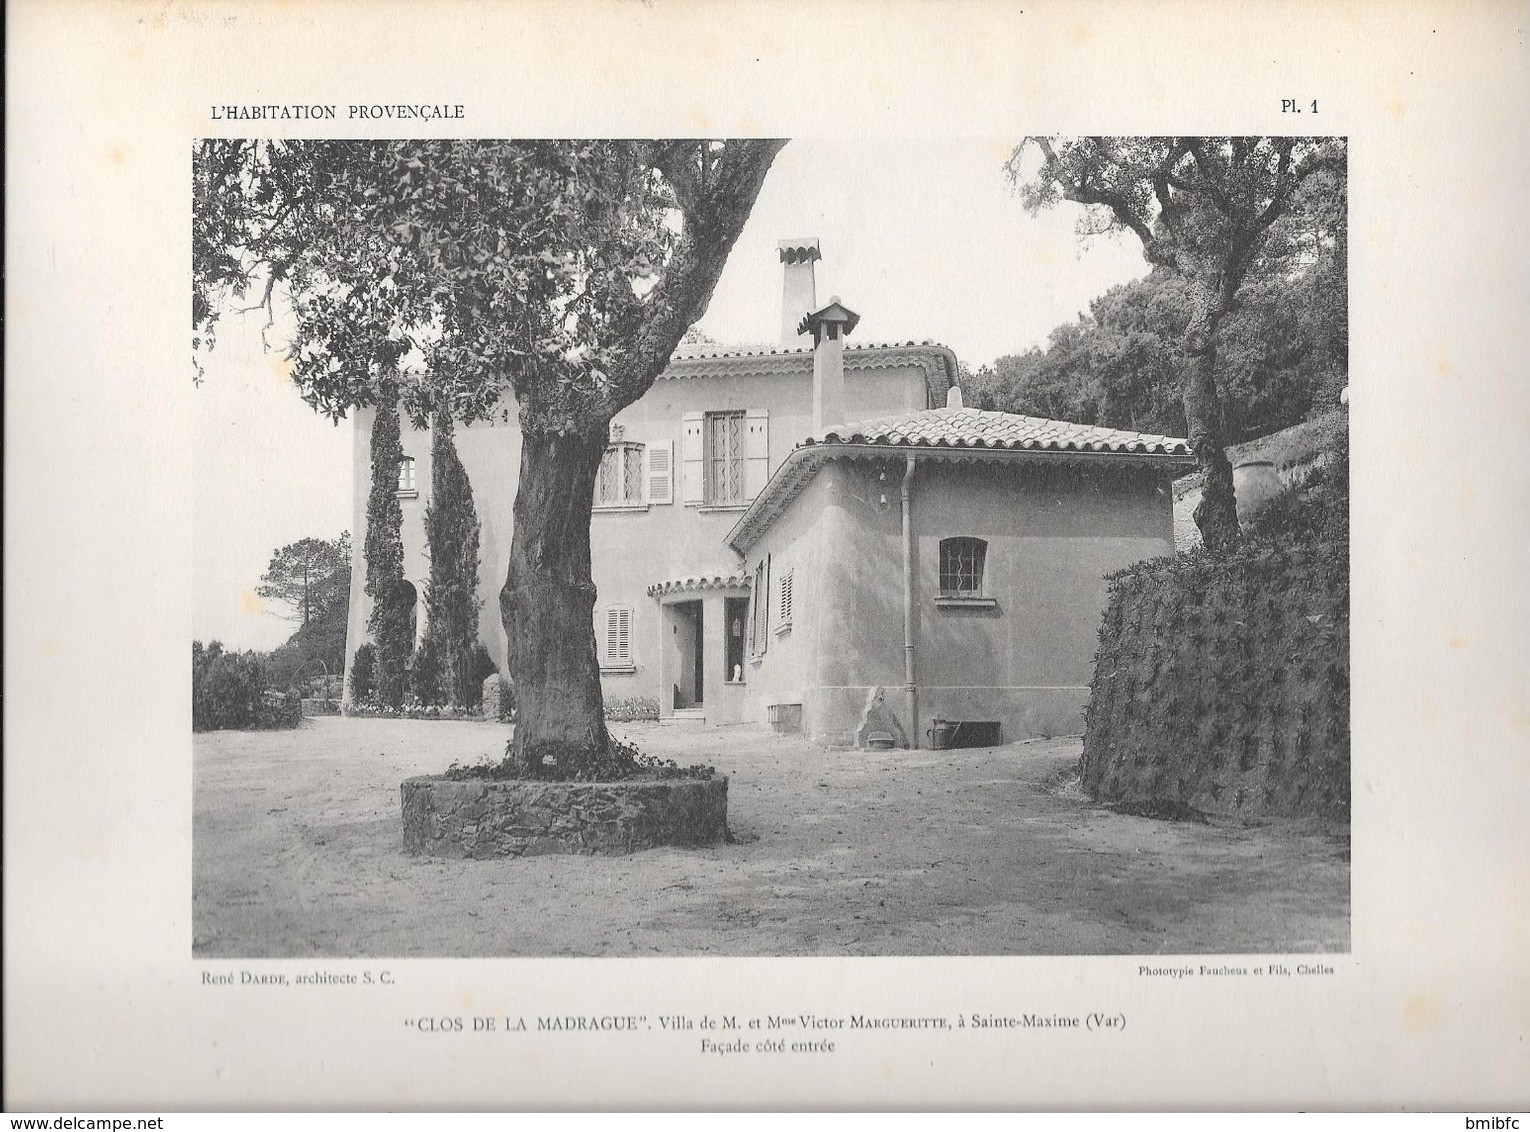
[400,774,729,858]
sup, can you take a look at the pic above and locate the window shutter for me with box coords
[758,554,771,653]
[615,607,631,663]
[779,570,793,625]
[646,440,674,505]
[602,606,633,665]
[681,413,704,504]
[744,409,770,499]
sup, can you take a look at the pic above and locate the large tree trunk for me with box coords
[1182,271,1240,554]
[499,430,624,779]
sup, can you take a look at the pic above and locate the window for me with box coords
[724,596,748,683]
[600,605,633,668]
[595,442,646,508]
[777,569,794,632]
[397,456,417,495]
[939,537,987,597]
[705,410,746,505]
[681,410,766,506]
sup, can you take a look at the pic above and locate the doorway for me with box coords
[667,600,704,709]
[724,596,748,683]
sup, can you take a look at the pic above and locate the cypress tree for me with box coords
[361,386,411,708]
[423,412,484,709]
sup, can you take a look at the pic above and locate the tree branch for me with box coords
[1033,136,1157,252]
[1186,140,1235,217]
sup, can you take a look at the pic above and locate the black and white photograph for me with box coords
[8,0,1528,1114]
[191,136,1351,958]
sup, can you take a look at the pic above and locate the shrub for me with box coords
[192,640,300,732]
[467,644,498,702]
[407,638,444,705]
[349,643,377,703]
[255,688,303,729]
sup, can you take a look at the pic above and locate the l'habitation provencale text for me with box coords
[208,103,465,121]
[202,962,1335,1057]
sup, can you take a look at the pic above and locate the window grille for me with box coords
[705,410,746,505]
[939,537,987,597]
[595,442,646,507]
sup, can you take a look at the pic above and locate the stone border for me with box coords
[400,774,729,858]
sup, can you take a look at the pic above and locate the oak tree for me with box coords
[194,139,785,776]
[1008,137,1346,551]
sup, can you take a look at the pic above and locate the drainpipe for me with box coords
[901,455,918,747]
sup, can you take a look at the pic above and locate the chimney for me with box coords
[801,296,860,434]
[778,238,821,347]
[946,385,964,409]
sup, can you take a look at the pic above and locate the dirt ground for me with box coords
[193,716,1349,957]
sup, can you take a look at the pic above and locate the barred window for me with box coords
[595,442,646,507]
[938,537,987,597]
[705,410,746,505]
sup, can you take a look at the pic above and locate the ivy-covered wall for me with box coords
[1080,543,1349,820]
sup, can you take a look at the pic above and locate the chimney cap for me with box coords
[798,297,861,340]
[777,237,822,264]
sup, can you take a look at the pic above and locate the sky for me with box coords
[193,138,1150,651]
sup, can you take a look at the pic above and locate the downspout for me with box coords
[901,455,918,748]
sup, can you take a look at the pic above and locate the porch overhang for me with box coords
[645,573,752,599]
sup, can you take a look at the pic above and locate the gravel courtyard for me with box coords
[193,716,1349,957]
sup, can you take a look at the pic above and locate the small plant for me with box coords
[604,695,660,722]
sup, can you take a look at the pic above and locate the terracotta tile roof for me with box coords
[808,406,1193,456]
[668,339,948,362]
[644,573,751,597]
[726,407,1195,555]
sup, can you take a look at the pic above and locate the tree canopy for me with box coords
[195,139,785,777]
[256,532,351,626]
[1007,137,1347,551]
[195,140,783,433]
[968,153,1347,441]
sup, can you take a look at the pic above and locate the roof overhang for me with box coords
[661,342,957,409]
[725,441,1199,556]
[645,573,751,598]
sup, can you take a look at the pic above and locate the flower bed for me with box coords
[346,694,488,722]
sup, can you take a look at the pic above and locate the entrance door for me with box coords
[668,600,704,709]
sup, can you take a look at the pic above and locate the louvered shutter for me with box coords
[646,440,674,505]
[744,409,770,499]
[779,570,793,625]
[681,413,704,504]
[614,607,631,663]
[602,606,633,665]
